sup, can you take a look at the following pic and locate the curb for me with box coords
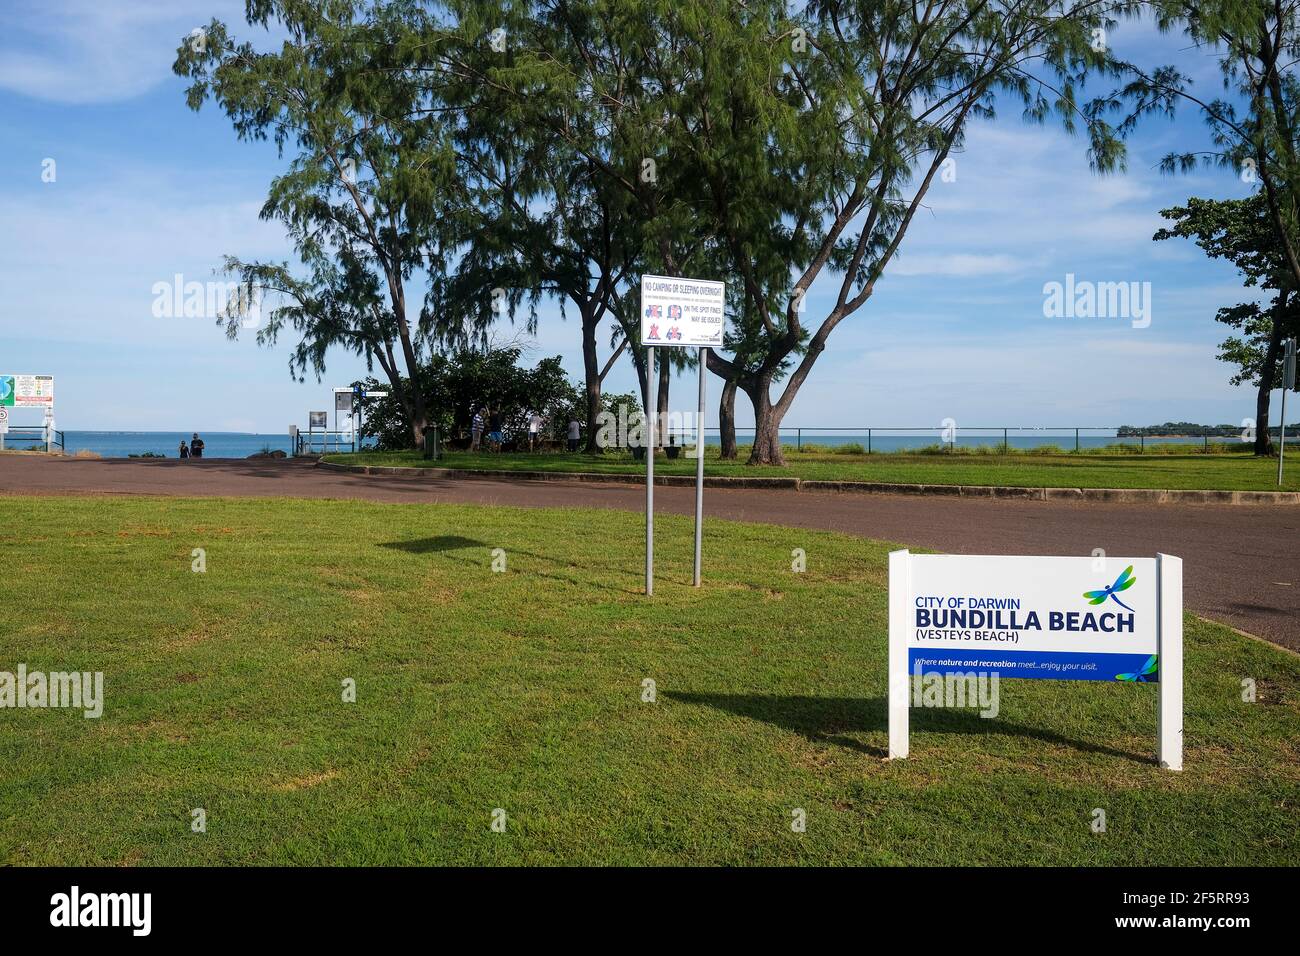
[316,460,800,490]
[314,460,1300,505]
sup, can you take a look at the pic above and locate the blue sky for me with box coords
[0,2,1269,434]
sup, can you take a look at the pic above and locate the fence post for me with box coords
[1003,427,1008,453]
[1141,433,1145,453]
[868,428,872,454]
[797,428,801,452]
[1203,430,1208,452]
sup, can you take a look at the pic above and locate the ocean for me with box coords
[1,428,1231,459]
[21,431,365,459]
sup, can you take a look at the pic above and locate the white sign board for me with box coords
[888,551,1182,769]
[309,411,327,429]
[335,390,353,413]
[640,275,725,347]
[7,374,54,407]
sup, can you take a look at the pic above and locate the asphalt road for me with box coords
[2,455,1297,651]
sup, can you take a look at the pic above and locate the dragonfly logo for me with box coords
[1083,565,1136,612]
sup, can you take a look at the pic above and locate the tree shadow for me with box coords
[665,692,1149,764]
[377,538,649,594]
[379,535,487,554]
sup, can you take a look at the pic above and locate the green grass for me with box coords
[1,496,1297,865]
[324,446,1300,492]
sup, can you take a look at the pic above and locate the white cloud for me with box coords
[0,0,251,104]
[891,253,1026,277]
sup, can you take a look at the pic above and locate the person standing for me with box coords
[528,412,543,452]
[567,416,581,453]
[488,408,504,452]
[190,433,205,459]
[471,407,484,452]
[179,440,189,460]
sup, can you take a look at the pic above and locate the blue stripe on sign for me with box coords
[908,648,1158,683]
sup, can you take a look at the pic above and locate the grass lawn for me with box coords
[1,495,1297,865]
[324,447,1300,492]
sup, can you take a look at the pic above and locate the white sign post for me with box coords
[639,275,727,594]
[888,551,1182,770]
[0,406,8,451]
[355,389,387,453]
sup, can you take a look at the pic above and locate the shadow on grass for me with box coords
[379,535,486,553]
[377,537,647,595]
[667,692,1149,764]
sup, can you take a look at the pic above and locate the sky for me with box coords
[0,1,1272,434]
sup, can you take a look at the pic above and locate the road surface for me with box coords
[2,455,1296,651]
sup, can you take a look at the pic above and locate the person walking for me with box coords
[178,440,189,460]
[567,416,581,453]
[190,433,205,459]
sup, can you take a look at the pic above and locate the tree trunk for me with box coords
[719,377,738,460]
[1257,315,1285,455]
[375,349,425,451]
[581,306,602,453]
[656,356,670,448]
[632,346,649,419]
[745,380,785,466]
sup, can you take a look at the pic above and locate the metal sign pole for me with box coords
[1280,338,1295,487]
[1281,386,1289,487]
[693,347,707,586]
[646,346,655,596]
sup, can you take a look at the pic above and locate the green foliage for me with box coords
[1156,196,1300,389]
[1092,1,1300,297]
[359,346,581,450]
[173,0,468,440]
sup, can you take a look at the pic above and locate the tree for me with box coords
[433,0,725,445]
[1092,0,1300,294]
[1155,194,1300,453]
[358,344,581,449]
[174,0,463,448]
[553,0,1124,464]
[419,2,686,453]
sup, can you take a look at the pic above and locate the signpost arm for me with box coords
[888,549,911,759]
[693,347,707,586]
[1156,552,1183,771]
[646,346,655,596]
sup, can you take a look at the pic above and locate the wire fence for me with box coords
[694,426,1274,453]
[1,426,64,452]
